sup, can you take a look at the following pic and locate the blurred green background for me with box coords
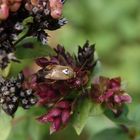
[6,0,140,139]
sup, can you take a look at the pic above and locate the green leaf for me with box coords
[7,108,49,140]
[89,104,103,117]
[90,128,130,140]
[104,105,134,125]
[127,104,140,128]
[9,59,33,77]
[0,111,12,140]
[15,37,56,59]
[71,96,93,135]
[0,64,11,77]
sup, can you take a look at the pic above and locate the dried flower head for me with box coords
[0,73,37,116]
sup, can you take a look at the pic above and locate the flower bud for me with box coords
[120,94,132,104]
[50,118,61,134]
[55,100,70,109]
[0,3,9,20]
[61,109,70,124]
[48,108,62,117]
[36,57,49,68]
[37,113,54,123]
[37,108,61,123]
[49,0,63,19]
[90,76,132,112]
[9,2,21,12]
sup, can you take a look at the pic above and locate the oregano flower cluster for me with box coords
[90,76,132,114]
[0,0,66,69]
[0,0,132,135]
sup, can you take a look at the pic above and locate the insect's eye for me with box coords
[62,68,70,75]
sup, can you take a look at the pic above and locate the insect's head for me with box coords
[62,67,76,79]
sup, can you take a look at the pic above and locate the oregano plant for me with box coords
[0,0,139,140]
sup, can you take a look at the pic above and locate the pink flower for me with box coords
[37,100,72,134]
[90,76,132,112]
[0,3,9,20]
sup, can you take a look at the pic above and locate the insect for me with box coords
[42,65,76,80]
[49,0,63,19]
